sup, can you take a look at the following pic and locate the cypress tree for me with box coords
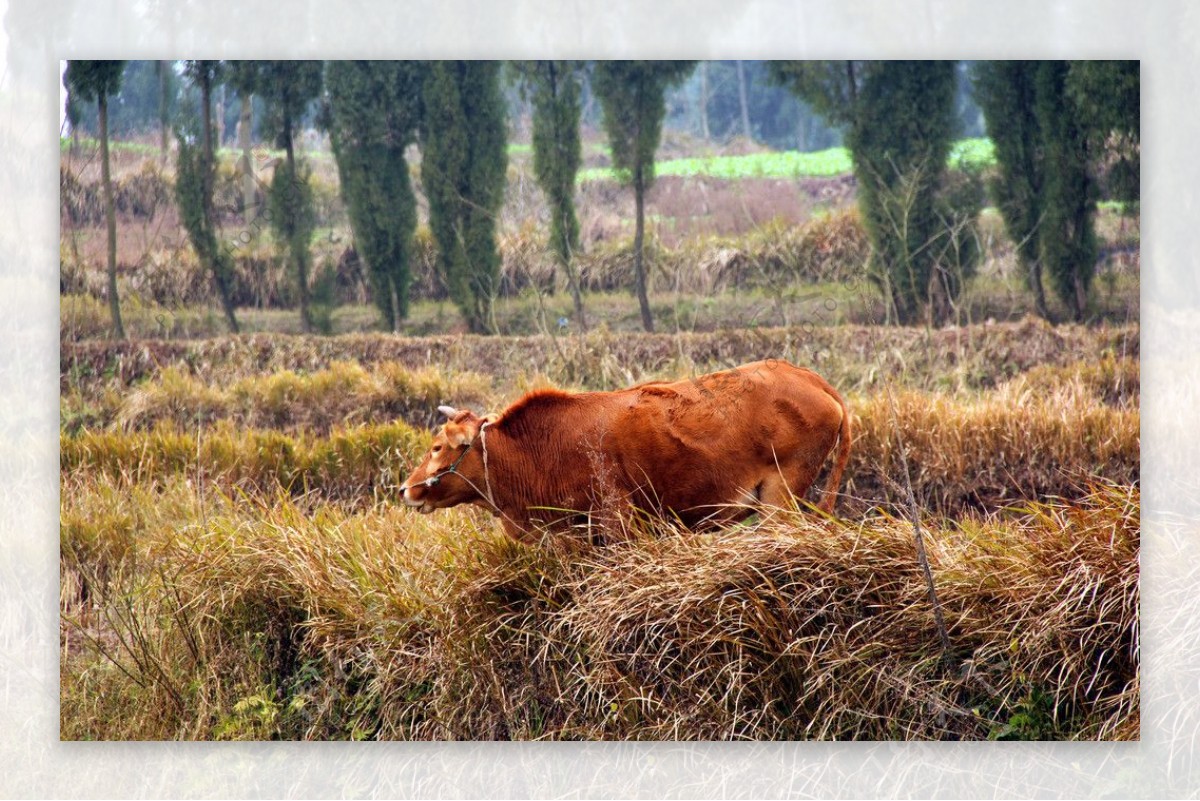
[973,61,1051,319]
[849,62,959,324]
[977,60,1136,323]
[225,61,261,226]
[516,60,585,322]
[1067,60,1139,206]
[422,61,508,334]
[67,61,166,140]
[327,61,424,332]
[64,81,82,153]
[177,60,239,333]
[156,60,172,163]
[772,61,969,325]
[1035,61,1097,322]
[64,60,127,339]
[256,61,323,333]
[593,60,695,333]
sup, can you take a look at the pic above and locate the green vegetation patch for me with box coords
[578,137,996,183]
[948,137,996,170]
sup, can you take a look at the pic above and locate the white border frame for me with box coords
[4,0,1195,796]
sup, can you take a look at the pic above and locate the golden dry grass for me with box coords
[61,318,1137,400]
[843,374,1139,514]
[62,365,1138,517]
[62,202,869,312]
[112,360,490,434]
[60,474,1137,741]
[61,420,429,504]
[58,323,1140,742]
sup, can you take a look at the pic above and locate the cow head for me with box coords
[401,405,491,513]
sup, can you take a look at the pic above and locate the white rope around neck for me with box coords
[479,420,496,509]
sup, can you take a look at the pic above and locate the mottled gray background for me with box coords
[2,0,1195,796]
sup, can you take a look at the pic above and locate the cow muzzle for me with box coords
[402,485,433,513]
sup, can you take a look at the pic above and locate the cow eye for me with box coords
[432,445,443,454]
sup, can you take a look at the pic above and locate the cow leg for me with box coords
[757,473,797,511]
[756,422,841,513]
[758,458,826,513]
[500,516,540,545]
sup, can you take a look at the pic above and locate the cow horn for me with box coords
[437,405,459,418]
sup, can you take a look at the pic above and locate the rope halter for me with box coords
[400,420,494,497]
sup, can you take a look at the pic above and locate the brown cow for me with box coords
[400,360,851,543]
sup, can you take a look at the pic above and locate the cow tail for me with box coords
[818,388,852,515]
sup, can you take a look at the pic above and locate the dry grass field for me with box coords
[60,320,1139,741]
[59,133,1140,741]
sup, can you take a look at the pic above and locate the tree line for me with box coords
[64,59,1138,337]
[68,60,990,158]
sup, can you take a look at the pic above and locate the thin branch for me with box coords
[885,390,953,662]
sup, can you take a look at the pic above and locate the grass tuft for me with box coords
[113,361,490,434]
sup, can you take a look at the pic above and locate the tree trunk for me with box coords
[1029,258,1051,321]
[564,256,585,326]
[1073,272,1088,322]
[215,84,225,150]
[239,93,255,224]
[546,63,585,326]
[736,60,752,141]
[285,119,312,334]
[581,79,595,127]
[284,117,295,179]
[201,75,214,215]
[390,280,401,335]
[633,171,654,333]
[215,274,240,334]
[699,62,710,141]
[99,93,124,339]
[201,74,239,334]
[158,61,169,164]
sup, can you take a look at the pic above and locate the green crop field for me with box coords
[577,137,996,183]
